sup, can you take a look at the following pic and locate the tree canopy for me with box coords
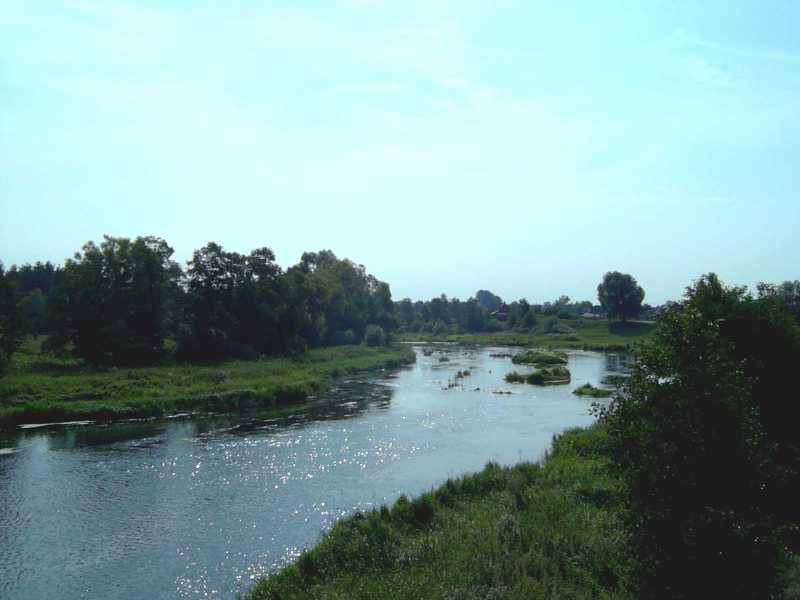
[29,238,395,365]
[45,236,182,365]
[597,271,644,321]
[600,273,800,598]
[0,262,25,375]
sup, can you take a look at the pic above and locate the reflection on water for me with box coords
[0,346,628,600]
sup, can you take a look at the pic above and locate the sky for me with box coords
[1,1,799,305]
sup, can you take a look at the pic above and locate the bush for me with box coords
[484,318,503,333]
[512,349,567,366]
[526,366,570,385]
[505,371,526,383]
[599,274,800,599]
[364,325,387,347]
[505,367,571,385]
[431,320,449,336]
[332,329,358,346]
[573,383,612,398]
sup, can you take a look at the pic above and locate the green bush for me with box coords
[573,383,613,398]
[364,325,387,347]
[527,365,570,385]
[431,320,449,336]
[512,349,567,365]
[332,329,358,346]
[599,274,800,599]
[504,371,526,383]
[505,367,571,385]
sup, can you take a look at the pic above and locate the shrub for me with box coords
[526,366,570,385]
[599,274,800,599]
[332,329,358,346]
[364,325,387,347]
[505,367,571,385]
[505,371,526,383]
[512,349,567,366]
[431,320,449,336]
[573,383,613,398]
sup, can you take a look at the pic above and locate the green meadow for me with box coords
[0,339,415,427]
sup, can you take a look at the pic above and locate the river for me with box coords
[0,345,630,599]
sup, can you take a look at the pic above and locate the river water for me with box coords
[0,345,630,600]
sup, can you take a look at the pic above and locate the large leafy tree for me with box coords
[182,242,312,359]
[600,274,800,598]
[183,243,282,359]
[0,262,25,375]
[296,250,393,345]
[597,271,645,321]
[7,261,62,334]
[394,298,415,331]
[47,236,181,365]
[475,289,503,312]
[759,280,800,319]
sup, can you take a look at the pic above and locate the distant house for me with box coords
[490,303,509,321]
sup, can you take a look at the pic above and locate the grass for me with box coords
[0,338,415,428]
[511,349,567,366]
[395,319,655,352]
[573,383,613,398]
[504,371,528,384]
[505,366,571,386]
[246,424,632,600]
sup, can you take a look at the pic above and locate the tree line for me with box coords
[0,236,394,371]
[1,242,654,372]
[395,271,651,334]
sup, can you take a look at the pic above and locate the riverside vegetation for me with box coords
[3,239,799,598]
[511,349,567,366]
[394,319,655,352]
[247,424,631,600]
[0,338,414,427]
[504,366,571,386]
[248,274,800,599]
[573,383,613,398]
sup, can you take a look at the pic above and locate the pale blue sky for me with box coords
[2,1,798,304]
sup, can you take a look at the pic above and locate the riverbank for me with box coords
[247,424,632,599]
[395,319,654,351]
[0,341,415,428]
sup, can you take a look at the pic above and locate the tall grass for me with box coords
[0,341,415,427]
[247,425,632,599]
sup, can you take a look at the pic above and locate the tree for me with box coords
[363,324,387,347]
[47,236,181,365]
[19,288,47,334]
[475,289,502,312]
[395,298,415,330]
[182,242,288,360]
[597,271,644,321]
[7,261,63,335]
[0,262,25,375]
[296,250,393,345]
[758,280,800,319]
[599,274,800,599]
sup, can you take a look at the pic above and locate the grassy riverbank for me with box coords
[395,319,654,351]
[248,424,632,599]
[0,339,415,428]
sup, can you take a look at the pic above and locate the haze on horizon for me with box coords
[1,1,798,305]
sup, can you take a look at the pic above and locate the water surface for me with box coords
[0,346,629,599]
